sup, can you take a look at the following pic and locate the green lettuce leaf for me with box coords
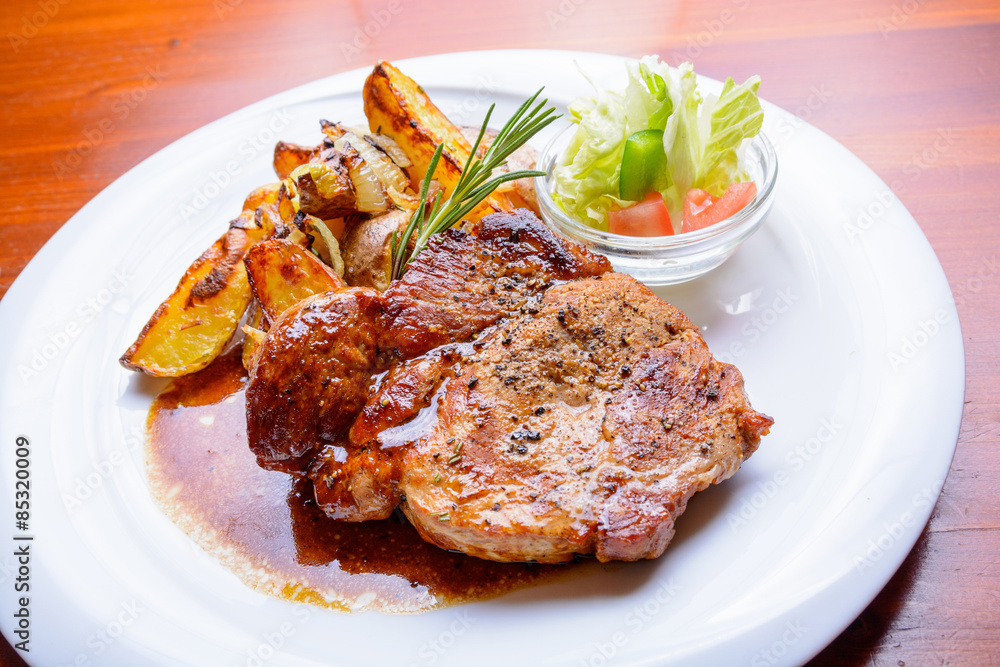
[698,75,763,197]
[659,62,702,217]
[551,72,630,230]
[551,56,762,230]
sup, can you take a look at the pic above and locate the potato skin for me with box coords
[244,238,346,325]
[363,61,511,222]
[243,182,282,211]
[341,209,411,292]
[119,209,273,377]
[120,187,288,377]
[273,141,317,180]
[123,61,537,379]
[295,153,358,219]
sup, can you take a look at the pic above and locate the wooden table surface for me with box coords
[1,0,997,664]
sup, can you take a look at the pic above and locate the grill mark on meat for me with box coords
[396,274,771,562]
[247,210,611,517]
[245,211,771,561]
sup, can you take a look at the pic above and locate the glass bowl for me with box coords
[534,124,778,285]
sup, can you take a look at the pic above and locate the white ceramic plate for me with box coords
[0,50,963,666]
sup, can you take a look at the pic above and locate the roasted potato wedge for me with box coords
[341,209,411,292]
[255,181,306,242]
[244,238,346,325]
[120,207,275,377]
[243,182,281,211]
[241,324,268,373]
[273,141,317,180]
[292,154,358,219]
[363,61,512,222]
[275,183,304,238]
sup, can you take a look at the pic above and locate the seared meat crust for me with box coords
[379,209,612,359]
[246,210,610,489]
[394,273,771,562]
[246,288,382,474]
[245,210,771,561]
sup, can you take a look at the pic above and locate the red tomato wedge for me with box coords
[608,192,673,237]
[681,182,757,234]
[682,189,713,229]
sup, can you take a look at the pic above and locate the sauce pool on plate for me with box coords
[145,351,580,613]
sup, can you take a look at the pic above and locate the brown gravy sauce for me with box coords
[146,351,580,613]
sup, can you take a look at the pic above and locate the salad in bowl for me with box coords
[536,56,777,284]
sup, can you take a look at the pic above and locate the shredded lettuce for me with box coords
[698,75,763,197]
[550,72,629,231]
[660,62,702,216]
[552,56,762,231]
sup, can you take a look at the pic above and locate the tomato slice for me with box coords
[608,192,673,237]
[681,182,757,233]
[682,188,714,230]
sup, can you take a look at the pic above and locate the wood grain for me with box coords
[1,0,998,665]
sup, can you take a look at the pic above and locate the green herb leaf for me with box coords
[390,89,559,281]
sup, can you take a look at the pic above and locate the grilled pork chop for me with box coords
[385,273,772,562]
[246,210,772,561]
[247,210,610,476]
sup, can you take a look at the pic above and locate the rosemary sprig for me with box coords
[390,88,559,281]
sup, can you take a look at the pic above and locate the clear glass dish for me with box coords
[534,124,778,285]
